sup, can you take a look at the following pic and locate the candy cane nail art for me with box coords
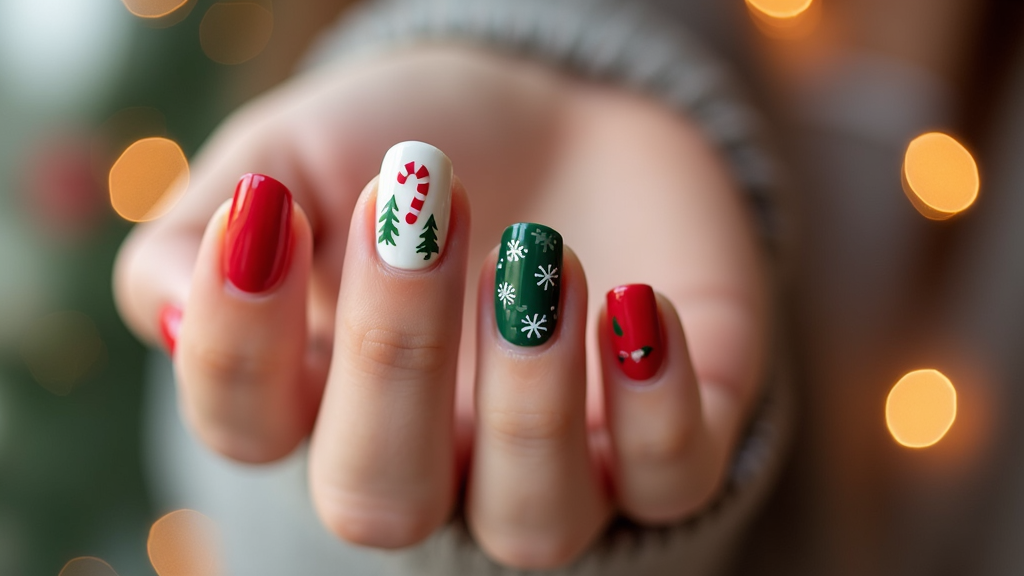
[397,161,430,224]
[376,142,452,270]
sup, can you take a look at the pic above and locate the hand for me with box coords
[114,46,767,569]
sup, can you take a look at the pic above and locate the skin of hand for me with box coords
[114,45,768,569]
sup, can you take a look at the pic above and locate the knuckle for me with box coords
[184,343,283,389]
[627,467,723,524]
[314,487,439,549]
[346,325,447,377]
[192,421,296,464]
[619,419,695,466]
[485,407,573,446]
[477,530,583,570]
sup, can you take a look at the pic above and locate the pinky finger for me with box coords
[600,285,739,524]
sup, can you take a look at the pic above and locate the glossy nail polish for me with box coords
[159,304,182,356]
[606,284,663,381]
[223,173,293,293]
[495,223,562,346]
[375,141,453,270]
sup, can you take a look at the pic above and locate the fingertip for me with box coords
[309,476,452,550]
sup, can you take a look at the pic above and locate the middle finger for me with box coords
[308,142,465,549]
[469,224,609,570]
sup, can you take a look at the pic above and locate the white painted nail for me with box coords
[375,141,453,270]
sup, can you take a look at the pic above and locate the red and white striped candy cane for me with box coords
[396,161,430,224]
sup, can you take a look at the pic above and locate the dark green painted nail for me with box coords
[494,223,562,346]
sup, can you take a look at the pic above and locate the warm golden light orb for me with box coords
[902,132,979,220]
[59,557,119,576]
[148,509,221,576]
[121,0,191,19]
[109,137,189,222]
[20,311,104,396]
[746,0,814,19]
[886,369,958,449]
[200,3,274,65]
[745,0,819,39]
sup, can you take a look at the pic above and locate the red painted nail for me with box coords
[159,304,182,356]
[223,173,293,293]
[606,284,663,381]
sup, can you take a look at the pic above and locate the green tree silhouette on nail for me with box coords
[378,194,400,246]
[416,214,440,260]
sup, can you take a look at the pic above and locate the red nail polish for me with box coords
[606,284,663,381]
[159,304,182,356]
[223,173,293,293]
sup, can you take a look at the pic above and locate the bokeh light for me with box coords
[26,134,106,240]
[902,132,979,220]
[200,2,274,65]
[20,311,105,396]
[109,137,189,222]
[59,557,119,576]
[746,0,813,19]
[886,369,957,448]
[745,0,819,39]
[121,0,192,19]
[93,107,168,181]
[148,509,221,576]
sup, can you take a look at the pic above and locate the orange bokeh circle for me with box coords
[886,369,958,448]
[902,132,979,220]
[109,137,189,222]
[148,509,221,576]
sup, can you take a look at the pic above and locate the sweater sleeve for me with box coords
[306,0,784,254]
[304,1,794,574]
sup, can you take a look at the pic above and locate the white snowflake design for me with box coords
[497,282,516,308]
[534,264,559,290]
[520,314,548,339]
[506,239,526,261]
[531,229,557,252]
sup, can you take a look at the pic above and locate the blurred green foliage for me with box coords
[0,2,270,573]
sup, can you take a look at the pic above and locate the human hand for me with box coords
[114,46,767,569]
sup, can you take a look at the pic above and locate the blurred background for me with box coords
[0,0,1023,575]
[0,1,350,573]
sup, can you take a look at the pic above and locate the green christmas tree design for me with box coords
[416,214,440,260]
[378,194,400,246]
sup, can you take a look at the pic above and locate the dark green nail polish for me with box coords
[495,223,562,346]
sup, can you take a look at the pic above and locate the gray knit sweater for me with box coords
[305,1,793,574]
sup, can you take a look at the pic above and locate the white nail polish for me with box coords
[375,141,453,270]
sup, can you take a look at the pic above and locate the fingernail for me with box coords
[159,304,182,356]
[223,173,294,293]
[495,223,562,346]
[375,141,453,270]
[607,284,663,381]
